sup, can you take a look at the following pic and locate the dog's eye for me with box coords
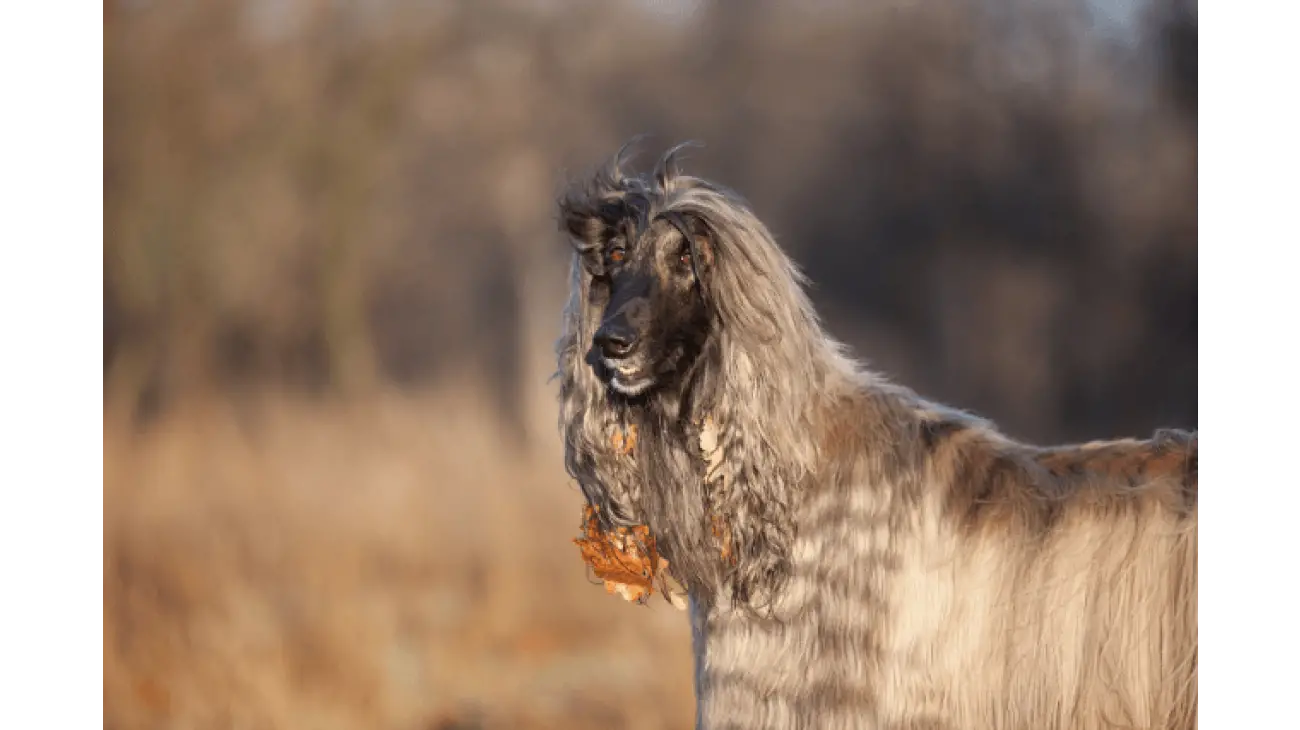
[679,251,692,266]
[608,247,626,263]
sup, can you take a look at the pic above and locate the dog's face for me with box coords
[587,210,713,398]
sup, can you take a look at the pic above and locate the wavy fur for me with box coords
[555,142,1197,730]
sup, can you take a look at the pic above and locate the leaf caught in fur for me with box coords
[610,424,639,456]
[710,513,736,565]
[573,504,685,608]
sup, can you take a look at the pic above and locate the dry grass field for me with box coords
[105,385,697,730]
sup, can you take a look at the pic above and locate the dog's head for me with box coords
[557,142,812,609]
[559,142,717,401]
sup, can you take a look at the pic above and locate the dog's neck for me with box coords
[588,279,865,609]
[621,337,851,611]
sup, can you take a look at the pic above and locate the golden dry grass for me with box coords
[104,383,695,730]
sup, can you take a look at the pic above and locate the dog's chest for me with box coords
[695,587,878,729]
[692,479,978,729]
[693,494,900,728]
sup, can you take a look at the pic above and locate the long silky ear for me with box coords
[558,197,621,278]
[686,214,716,303]
[676,197,785,343]
[558,139,647,275]
[656,208,715,302]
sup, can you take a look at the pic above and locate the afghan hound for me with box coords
[554,141,1197,730]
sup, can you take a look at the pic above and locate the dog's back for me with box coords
[693,387,1197,730]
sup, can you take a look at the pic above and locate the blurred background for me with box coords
[103,0,1197,728]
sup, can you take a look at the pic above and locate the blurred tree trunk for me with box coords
[316,155,381,397]
[1158,0,1197,119]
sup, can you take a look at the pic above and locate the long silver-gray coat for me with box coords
[555,142,1197,730]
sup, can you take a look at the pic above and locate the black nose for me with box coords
[594,321,637,358]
